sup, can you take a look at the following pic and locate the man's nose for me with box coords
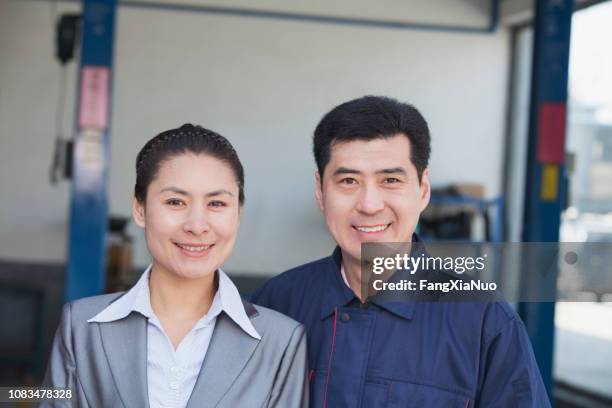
[183,207,211,235]
[355,184,385,215]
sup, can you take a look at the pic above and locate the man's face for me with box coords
[315,134,430,266]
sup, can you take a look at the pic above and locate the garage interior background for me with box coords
[1,0,611,406]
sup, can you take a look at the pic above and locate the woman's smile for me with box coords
[174,241,215,258]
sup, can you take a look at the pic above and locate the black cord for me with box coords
[49,0,70,185]
[50,65,68,185]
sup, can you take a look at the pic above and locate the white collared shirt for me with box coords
[88,266,260,408]
[340,265,350,288]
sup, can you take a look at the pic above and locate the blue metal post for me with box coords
[65,0,117,301]
[520,0,573,401]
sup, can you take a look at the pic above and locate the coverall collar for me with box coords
[320,234,422,321]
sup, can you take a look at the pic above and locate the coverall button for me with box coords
[341,312,350,322]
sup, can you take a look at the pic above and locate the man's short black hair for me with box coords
[313,95,431,182]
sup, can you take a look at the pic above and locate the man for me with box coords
[251,96,549,407]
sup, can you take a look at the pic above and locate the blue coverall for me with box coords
[251,241,550,407]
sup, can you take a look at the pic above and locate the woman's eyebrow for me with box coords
[160,186,189,195]
[206,189,234,198]
[159,187,234,197]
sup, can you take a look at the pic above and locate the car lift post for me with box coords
[65,0,117,301]
[520,0,573,401]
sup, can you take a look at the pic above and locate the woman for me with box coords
[42,124,308,407]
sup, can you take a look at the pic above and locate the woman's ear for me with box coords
[132,196,146,228]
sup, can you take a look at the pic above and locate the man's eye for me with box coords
[383,177,401,184]
[166,198,185,207]
[340,178,357,185]
[209,200,226,208]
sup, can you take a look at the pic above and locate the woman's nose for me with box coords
[183,208,211,235]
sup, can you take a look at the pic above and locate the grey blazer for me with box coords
[40,293,308,407]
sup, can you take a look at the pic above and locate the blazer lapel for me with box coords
[99,312,149,408]
[186,312,260,408]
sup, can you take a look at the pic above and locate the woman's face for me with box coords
[132,153,241,280]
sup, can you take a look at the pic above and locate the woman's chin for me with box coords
[155,259,218,281]
[176,265,217,280]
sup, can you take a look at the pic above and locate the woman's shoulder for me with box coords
[248,302,304,341]
[62,292,126,324]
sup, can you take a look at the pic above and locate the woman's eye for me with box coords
[165,198,185,207]
[209,200,226,208]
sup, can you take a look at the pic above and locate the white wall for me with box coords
[0,0,509,275]
[0,0,79,267]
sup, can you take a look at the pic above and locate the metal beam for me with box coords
[520,0,573,401]
[35,0,499,34]
[65,0,117,301]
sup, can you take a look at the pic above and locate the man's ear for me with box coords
[419,168,431,212]
[132,196,146,228]
[315,171,324,212]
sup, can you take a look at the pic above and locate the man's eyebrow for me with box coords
[332,167,362,176]
[331,167,407,176]
[377,167,407,175]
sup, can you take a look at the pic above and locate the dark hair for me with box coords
[135,124,244,205]
[313,95,431,182]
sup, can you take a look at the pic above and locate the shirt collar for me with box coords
[320,234,423,321]
[88,266,261,340]
[216,269,261,340]
[88,265,153,323]
[319,246,356,320]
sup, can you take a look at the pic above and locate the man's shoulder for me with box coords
[480,300,523,341]
[420,266,519,331]
[415,279,520,334]
[251,255,335,308]
[451,298,522,341]
[263,255,334,290]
